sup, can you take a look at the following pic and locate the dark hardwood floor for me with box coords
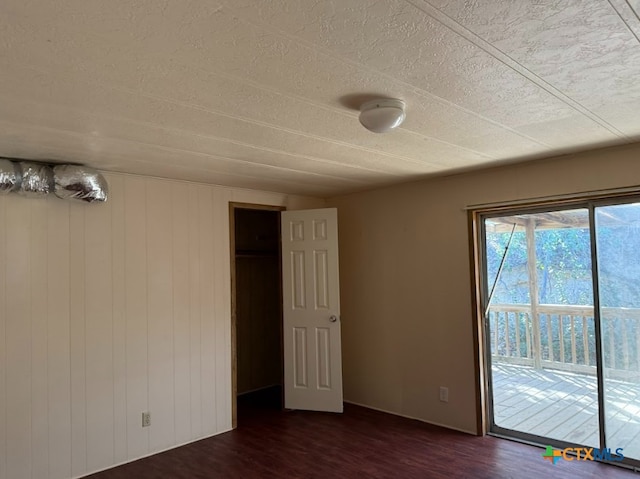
[85,388,637,478]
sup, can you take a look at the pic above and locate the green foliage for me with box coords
[486,230,529,304]
[485,204,640,371]
[486,224,640,307]
[535,228,592,305]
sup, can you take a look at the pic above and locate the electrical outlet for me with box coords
[142,412,151,427]
[439,386,449,403]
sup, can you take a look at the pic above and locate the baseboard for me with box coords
[343,400,476,436]
[74,427,234,479]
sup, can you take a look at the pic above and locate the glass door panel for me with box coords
[595,202,640,461]
[485,209,599,446]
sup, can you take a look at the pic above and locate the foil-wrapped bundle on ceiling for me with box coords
[0,159,20,194]
[53,165,108,203]
[18,162,54,197]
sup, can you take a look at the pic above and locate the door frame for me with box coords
[476,203,604,450]
[470,191,640,469]
[470,192,627,436]
[229,202,285,428]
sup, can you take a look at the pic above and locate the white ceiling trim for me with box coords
[5,62,438,176]
[607,0,640,42]
[11,60,452,171]
[3,0,640,197]
[184,63,497,161]
[408,0,628,138]
[52,8,497,166]
[0,89,407,180]
[217,0,556,149]
[0,119,363,185]
[0,128,351,196]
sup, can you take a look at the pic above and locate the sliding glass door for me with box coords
[595,202,640,461]
[480,199,640,467]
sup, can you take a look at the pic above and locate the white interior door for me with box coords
[281,208,343,412]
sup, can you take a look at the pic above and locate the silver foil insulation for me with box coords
[0,159,108,202]
[53,165,108,203]
[0,159,20,194]
[18,162,54,197]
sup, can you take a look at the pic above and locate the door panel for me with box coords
[281,208,343,412]
[484,209,598,445]
[481,201,640,468]
[595,202,640,461]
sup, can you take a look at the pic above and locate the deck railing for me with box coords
[488,304,640,380]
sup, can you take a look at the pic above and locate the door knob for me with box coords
[329,315,338,323]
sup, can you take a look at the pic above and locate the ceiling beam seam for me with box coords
[0,6,502,161]
[607,0,640,44]
[408,0,629,139]
[0,136,347,196]
[103,85,448,169]
[215,0,556,150]
[0,90,406,178]
[5,61,440,171]
[182,63,497,160]
[0,120,378,186]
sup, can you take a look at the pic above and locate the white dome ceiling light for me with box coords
[359,98,406,133]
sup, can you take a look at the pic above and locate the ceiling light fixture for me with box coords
[359,98,406,133]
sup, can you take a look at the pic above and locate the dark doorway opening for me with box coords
[231,205,284,426]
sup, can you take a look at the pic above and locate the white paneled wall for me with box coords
[0,172,322,479]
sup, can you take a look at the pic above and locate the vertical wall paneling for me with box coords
[213,189,231,431]
[198,186,217,435]
[124,177,149,459]
[172,183,192,445]
[187,185,202,439]
[0,172,323,479]
[0,191,6,479]
[69,202,87,477]
[5,195,32,479]
[31,199,49,479]
[84,194,115,472]
[110,176,128,465]
[47,200,71,479]
[146,181,175,451]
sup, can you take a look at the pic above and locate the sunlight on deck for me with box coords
[492,362,640,461]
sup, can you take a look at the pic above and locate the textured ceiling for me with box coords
[2,0,640,197]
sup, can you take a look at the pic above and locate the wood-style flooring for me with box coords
[85,387,638,478]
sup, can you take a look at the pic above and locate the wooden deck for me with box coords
[493,362,640,461]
